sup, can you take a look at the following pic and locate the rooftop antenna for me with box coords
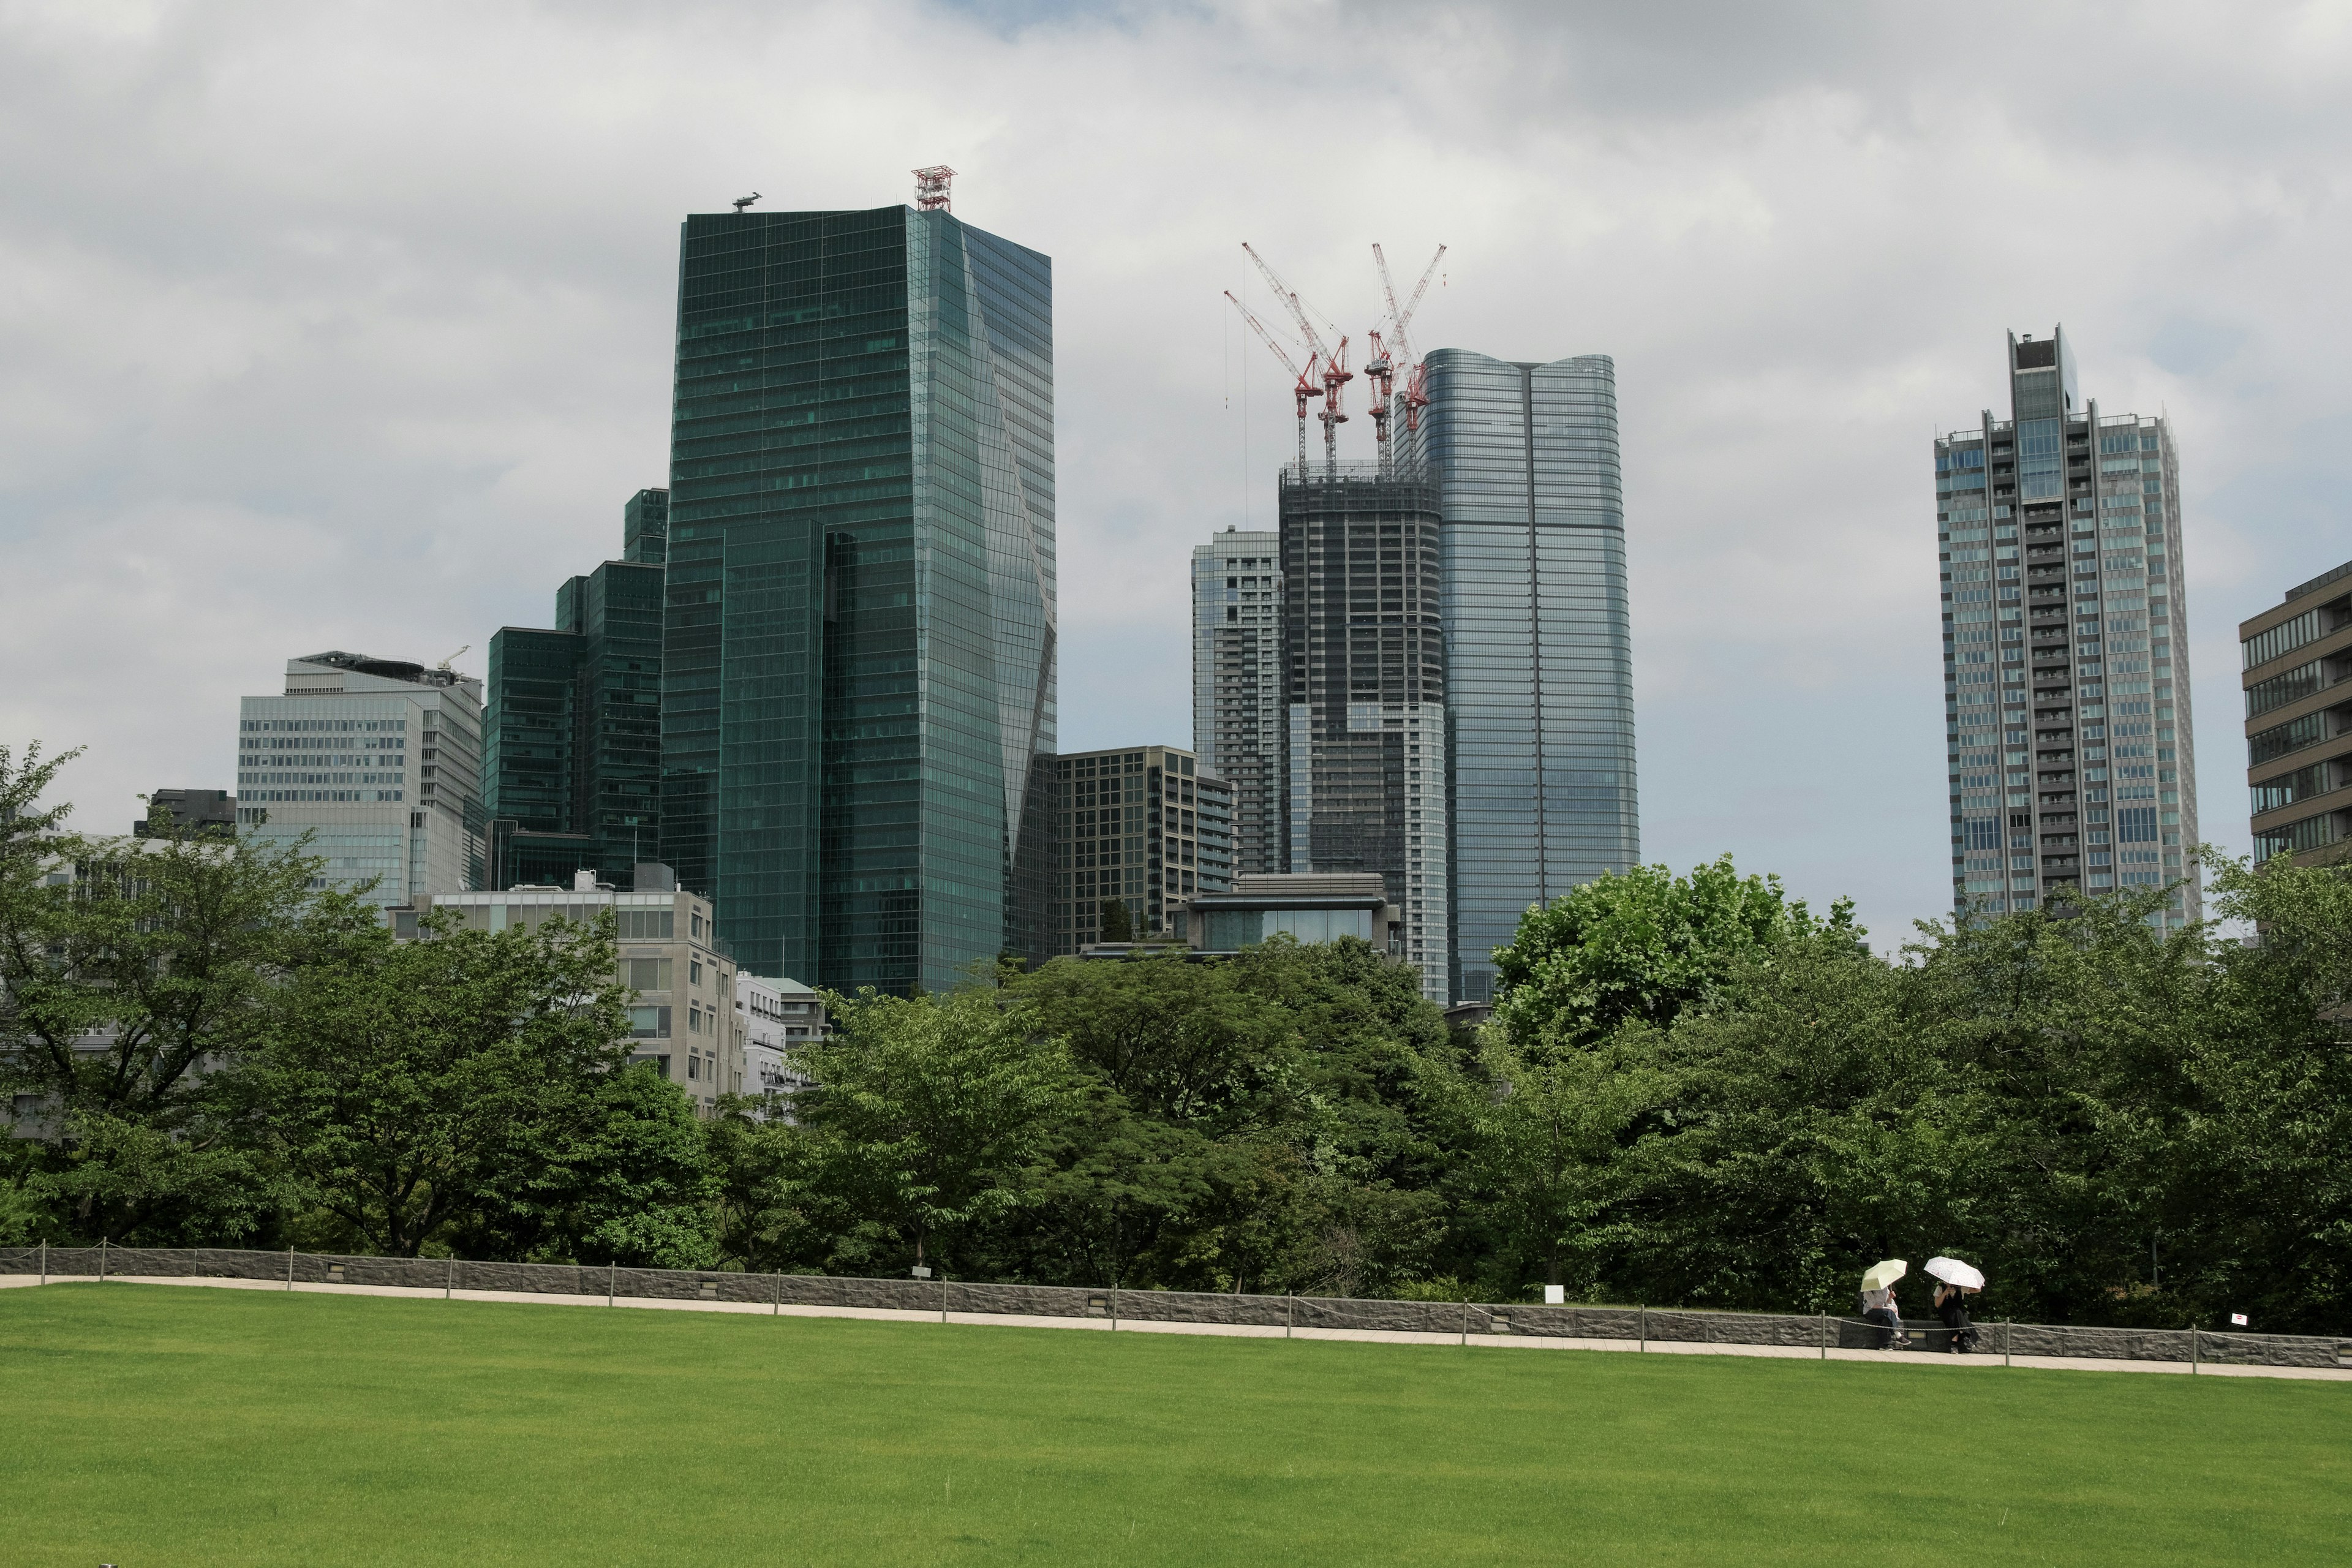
[913,166,956,212]
[438,645,469,671]
[733,192,761,213]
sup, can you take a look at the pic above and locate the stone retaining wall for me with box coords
[6,1246,2342,1369]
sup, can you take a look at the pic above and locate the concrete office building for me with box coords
[484,489,667,891]
[396,872,742,1117]
[235,651,483,904]
[1278,464,1450,1003]
[1939,328,2200,929]
[1193,527,1285,876]
[661,195,1056,992]
[734,973,830,1103]
[2242,560,2352,865]
[1054,744,1231,952]
[1408,351,1638,1005]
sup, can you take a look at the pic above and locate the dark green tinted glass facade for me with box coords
[662,205,1055,993]
[485,628,581,835]
[484,496,667,888]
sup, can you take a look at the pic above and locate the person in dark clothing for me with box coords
[1934,1281,1976,1353]
[1860,1283,1910,1349]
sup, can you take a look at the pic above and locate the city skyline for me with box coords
[7,5,2346,945]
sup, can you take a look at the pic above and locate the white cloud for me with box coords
[3,0,2345,940]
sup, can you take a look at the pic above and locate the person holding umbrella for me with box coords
[1926,1256,1986,1353]
[1860,1260,1910,1350]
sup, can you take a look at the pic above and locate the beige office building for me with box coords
[398,874,742,1115]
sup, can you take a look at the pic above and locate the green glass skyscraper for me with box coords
[484,489,667,889]
[662,201,1056,992]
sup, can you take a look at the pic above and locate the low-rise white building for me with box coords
[734,974,828,1112]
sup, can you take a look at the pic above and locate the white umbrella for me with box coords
[1924,1256,1986,1290]
[1861,1259,1907,1291]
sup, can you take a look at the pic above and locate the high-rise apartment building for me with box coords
[2242,560,2352,866]
[661,200,1055,993]
[1939,328,2199,928]
[484,491,666,889]
[134,788,236,839]
[235,650,483,904]
[1193,528,1284,876]
[1052,744,1229,951]
[1411,352,1638,1004]
[1278,466,1450,1002]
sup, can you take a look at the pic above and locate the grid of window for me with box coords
[1192,531,1284,876]
[661,206,1054,992]
[1939,331,2196,927]
[1050,747,1227,951]
[1412,352,1637,1004]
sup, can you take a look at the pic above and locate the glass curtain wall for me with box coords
[1413,351,1640,1003]
[663,204,1054,992]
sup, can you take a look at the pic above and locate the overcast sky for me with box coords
[5,0,2348,943]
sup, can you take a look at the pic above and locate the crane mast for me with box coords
[1225,290,1318,472]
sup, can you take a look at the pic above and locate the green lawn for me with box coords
[3,1284,2347,1566]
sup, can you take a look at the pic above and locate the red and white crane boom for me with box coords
[1225,290,1319,472]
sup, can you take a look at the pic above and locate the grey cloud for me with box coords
[2,0,2346,936]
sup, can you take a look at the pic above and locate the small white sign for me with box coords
[911,1265,932,1279]
[2230,1313,2248,1327]
[1543,1284,1565,1305]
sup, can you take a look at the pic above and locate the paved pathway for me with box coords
[6,1273,2346,1383]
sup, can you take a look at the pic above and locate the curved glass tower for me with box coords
[1412,351,1639,1003]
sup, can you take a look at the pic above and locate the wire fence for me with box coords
[9,1245,2346,1371]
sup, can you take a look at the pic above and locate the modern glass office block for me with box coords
[1411,352,1638,1004]
[1938,328,2199,932]
[484,493,666,890]
[662,205,1055,992]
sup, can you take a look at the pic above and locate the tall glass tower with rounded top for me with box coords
[1411,351,1639,1004]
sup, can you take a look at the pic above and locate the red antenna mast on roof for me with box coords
[913,166,956,212]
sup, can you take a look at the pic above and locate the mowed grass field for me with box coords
[4,1284,2349,1567]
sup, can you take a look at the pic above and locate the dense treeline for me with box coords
[6,742,2351,1334]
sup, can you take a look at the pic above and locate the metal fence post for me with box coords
[445,1257,454,1300]
[1110,1286,1119,1333]
[774,1273,782,1316]
[2003,1321,2011,1367]
[99,1237,107,1283]
[1286,1295,1294,1340]
[608,1262,616,1308]
[941,1271,949,1325]
[2191,1324,2199,1375]
[1820,1312,1827,1360]
[286,1246,295,1291]
[39,1241,46,1285]
[1459,1299,1469,1348]
[1640,1305,1646,1352]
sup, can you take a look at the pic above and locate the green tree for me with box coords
[1491,854,1858,1054]
[1098,899,1133,943]
[791,986,1076,1275]
[257,908,688,1259]
[0,746,351,1242]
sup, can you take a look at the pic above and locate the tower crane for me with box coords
[1243,243,1351,475]
[1371,243,1447,463]
[1224,292,1319,473]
